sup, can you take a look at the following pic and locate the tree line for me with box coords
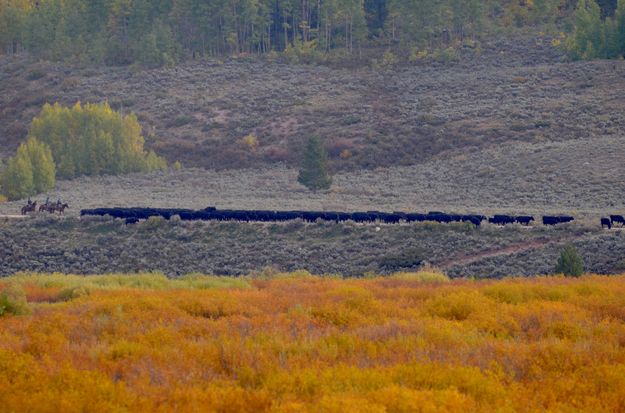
[0,0,582,66]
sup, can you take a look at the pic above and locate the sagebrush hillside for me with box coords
[3,35,624,171]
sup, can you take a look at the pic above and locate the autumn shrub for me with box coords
[242,133,259,152]
[7,272,251,293]
[140,215,167,231]
[0,284,31,316]
[1,273,625,412]
[388,270,450,283]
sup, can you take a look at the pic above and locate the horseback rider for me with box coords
[45,197,49,206]
[27,197,32,206]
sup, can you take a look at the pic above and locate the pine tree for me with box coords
[555,245,584,277]
[298,136,332,191]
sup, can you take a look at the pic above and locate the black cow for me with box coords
[516,216,535,226]
[542,216,574,226]
[461,215,486,227]
[601,218,612,229]
[489,215,516,226]
[610,215,625,227]
[460,215,481,227]
[351,212,372,223]
[405,213,426,223]
[383,213,402,224]
[337,212,351,222]
[425,213,451,224]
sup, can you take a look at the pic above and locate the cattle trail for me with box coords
[438,235,583,269]
[0,215,28,220]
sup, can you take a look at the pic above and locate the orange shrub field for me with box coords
[1,271,625,412]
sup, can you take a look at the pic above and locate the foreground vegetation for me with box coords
[1,272,625,412]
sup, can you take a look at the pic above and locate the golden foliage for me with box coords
[242,133,259,152]
[1,272,625,412]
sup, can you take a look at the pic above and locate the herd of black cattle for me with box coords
[79,207,625,229]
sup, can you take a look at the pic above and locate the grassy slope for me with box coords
[1,273,625,412]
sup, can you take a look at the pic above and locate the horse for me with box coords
[56,203,69,215]
[46,202,69,215]
[21,201,37,215]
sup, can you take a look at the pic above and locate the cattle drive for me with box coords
[79,207,607,230]
[12,203,621,230]
[20,198,69,215]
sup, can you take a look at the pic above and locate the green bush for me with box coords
[0,284,31,316]
[555,245,584,277]
[297,136,332,191]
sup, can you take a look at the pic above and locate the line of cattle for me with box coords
[77,207,625,228]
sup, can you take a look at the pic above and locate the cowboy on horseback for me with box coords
[21,198,37,215]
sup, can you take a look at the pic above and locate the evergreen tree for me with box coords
[555,245,585,277]
[298,136,332,191]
